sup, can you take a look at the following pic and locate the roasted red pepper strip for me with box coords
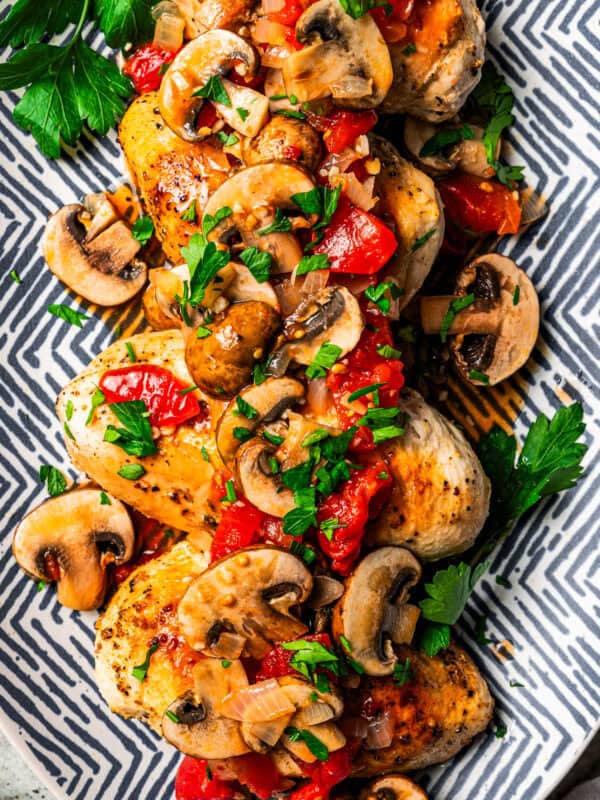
[313,197,397,275]
[327,307,405,451]
[256,633,334,682]
[317,458,393,575]
[175,757,235,800]
[289,743,357,800]
[233,754,284,799]
[99,365,201,428]
[123,44,178,94]
[438,173,522,235]
[307,109,377,154]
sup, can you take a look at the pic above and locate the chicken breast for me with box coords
[119,92,231,262]
[350,642,494,775]
[95,540,208,731]
[56,330,228,536]
[368,390,490,560]
[382,0,485,121]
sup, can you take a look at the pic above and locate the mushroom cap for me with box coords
[177,546,313,659]
[216,377,305,469]
[158,30,259,141]
[162,658,251,758]
[404,118,497,178]
[332,547,422,676]
[13,486,135,610]
[235,437,296,517]
[202,162,316,273]
[42,205,147,306]
[282,0,393,109]
[369,135,444,313]
[359,774,428,800]
[450,254,539,385]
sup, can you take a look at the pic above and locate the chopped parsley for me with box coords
[401,42,416,55]
[178,385,198,395]
[181,200,197,223]
[284,727,328,761]
[223,479,237,503]
[236,107,249,121]
[180,233,231,306]
[85,387,106,425]
[439,293,476,343]
[125,341,136,362]
[419,124,474,158]
[234,396,259,419]
[283,488,318,536]
[376,343,402,360]
[193,75,231,107]
[200,446,210,463]
[296,253,330,276]
[347,383,386,403]
[39,465,67,497]
[221,660,232,668]
[233,426,253,443]
[218,131,239,147]
[165,710,180,723]
[240,246,272,283]
[337,0,391,19]
[513,285,520,305]
[290,540,317,565]
[258,208,292,235]
[364,280,403,314]
[63,421,75,440]
[65,400,74,421]
[48,304,88,328]
[418,620,451,657]
[263,430,284,446]
[306,342,342,379]
[495,575,510,588]
[131,216,154,245]
[104,400,157,457]
[291,185,341,231]
[319,517,345,541]
[420,562,489,626]
[411,228,438,252]
[37,580,46,592]
[132,642,159,682]
[274,109,306,120]
[494,720,507,739]
[196,326,211,339]
[469,369,490,384]
[202,206,233,237]
[474,614,491,645]
[393,657,414,685]
[99,491,111,505]
[253,360,269,385]
[117,463,146,480]
[509,680,525,688]
[10,269,21,283]
[357,406,406,443]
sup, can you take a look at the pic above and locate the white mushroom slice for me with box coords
[213,79,269,137]
[360,774,429,800]
[404,117,496,178]
[269,286,364,375]
[382,0,486,121]
[227,263,281,310]
[42,204,147,306]
[282,0,393,109]
[367,390,491,561]
[13,487,134,610]
[158,30,259,141]
[332,547,422,676]
[281,721,346,762]
[161,659,251,758]
[178,546,313,658]
[420,254,540,385]
[236,438,295,517]
[369,135,444,313]
[216,377,305,469]
[202,163,316,273]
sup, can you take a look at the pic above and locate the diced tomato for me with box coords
[283,144,303,161]
[289,743,357,800]
[327,307,405,451]
[256,634,333,682]
[210,493,287,562]
[438,173,522,235]
[175,757,235,800]
[112,512,173,586]
[123,44,178,94]
[307,109,377,154]
[233,754,283,799]
[370,0,414,42]
[313,197,397,276]
[99,365,202,428]
[267,0,307,26]
[195,102,218,130]
[317,458,392,575]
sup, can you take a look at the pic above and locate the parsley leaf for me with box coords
[131,215,154,245]
[320,517,345,541]
[236,107,249,121]
[439,294,475,343]
[285,727,329,761]
[419,124,474,158]
[364,280,403,313]
[39,465,67,496]
[306,342,342,380]
[193,74,231,107]
[48,304,88,327]
[291,185,341,230]
[85,387,106,425]
[131,642,158,682]
[104,400,157,458]
[240,247,272,282]
[234,396,259,419]
[181,234,231,306]
[118,463,146,480]
[181,200,197,223]
[258,208,292,235]
[290,540,317,565]
[296,253,330,276]
[283,489,318,536]
[393,657,414,685]
[99,491,111,505]
[202,206,233,236]
[218,131,239,146]
[337,0,390,19]
[411,228,437,252]
[0,1,83,48]
[419,561,489,625]
[418,621,451,657]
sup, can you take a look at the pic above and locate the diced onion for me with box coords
[259,43,297,68]
[293,702,335,727]
[243,715,292,748]
[220,679,296,722]
[210,631,247,659]
[320,149,360,177]
[274,278,305,316]
[302,269,330,295]
[152,1,180,19]
[331,172,375,212]
[341,716,369,739]
[365,710,394,750]
[306,378,331,418]
[253,18,288,45]
[153,12,185,51]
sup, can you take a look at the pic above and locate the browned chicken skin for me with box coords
[350,642,494,775]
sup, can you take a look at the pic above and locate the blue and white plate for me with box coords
[0,1,598,798]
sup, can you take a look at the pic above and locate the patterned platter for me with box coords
[0,0,598,799]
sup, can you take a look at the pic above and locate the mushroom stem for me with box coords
[420,296,501,335]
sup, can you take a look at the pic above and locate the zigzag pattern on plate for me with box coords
[0,2,598,799]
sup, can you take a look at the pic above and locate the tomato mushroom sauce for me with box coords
[3,0,588,796]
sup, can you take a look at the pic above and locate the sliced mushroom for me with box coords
[332,547,421,676]
[202,163,317,273]
[269,286,363,375]
[241,116,322,173]
[404,118,496,178]
[42,204,147,306]
[282,0,393,109]
[360,775,428,800]
[13,487,134,610]
[236,437,296,517]
[178,546,313,658]
[184,300,281,397]
[369,136,444,313]
[216,377,305,469]
[420,254,539,385]
[158,30,267,141]
[162,659,251,758]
